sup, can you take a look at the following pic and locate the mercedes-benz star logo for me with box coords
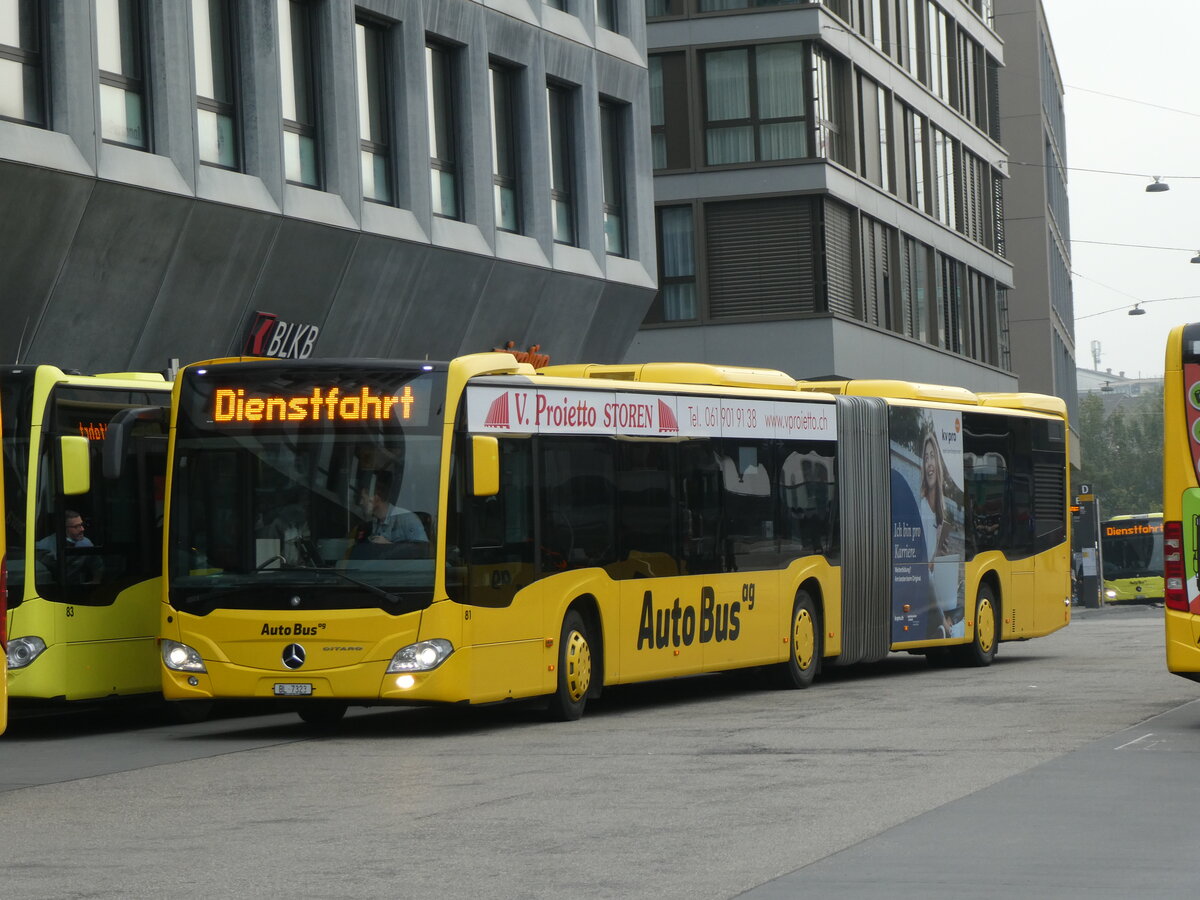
[282,643,306,669]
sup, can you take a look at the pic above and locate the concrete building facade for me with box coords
[0,0,656,373]
[994,0,1078,425]
[627,0,1019,393]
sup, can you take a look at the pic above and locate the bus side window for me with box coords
[540,438,616,572]
[613,440,678,578]
[718,439,779,572]
[677,440,723,575]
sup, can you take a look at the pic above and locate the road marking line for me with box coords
[1114,733,1154,750]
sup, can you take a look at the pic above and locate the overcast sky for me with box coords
[1037,0,1200,380]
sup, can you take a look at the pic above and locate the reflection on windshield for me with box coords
[170,431,442,610]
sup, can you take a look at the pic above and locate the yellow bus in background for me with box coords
[1163,323,1200,680]
[1100,514,1163,603]
[159,355,1071,725]
[3,366,171,706]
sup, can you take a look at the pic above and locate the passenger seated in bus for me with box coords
[352,471,429,558]
[256,495,310,565]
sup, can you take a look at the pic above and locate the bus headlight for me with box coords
[161,640,207,673]
[1105,589,1117,599]
[8,636,47,670]
[387,639,453,673]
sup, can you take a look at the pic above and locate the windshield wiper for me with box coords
[262,556,403,605]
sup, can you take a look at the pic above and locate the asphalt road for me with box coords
[1,603,1196,899]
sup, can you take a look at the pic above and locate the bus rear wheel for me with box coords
[777,590,820,689]
[956,583,998,667]
[547,610,593,721]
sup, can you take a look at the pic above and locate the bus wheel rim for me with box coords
[565,630,592,702]
[793,609,815,671]
[978,599,995,654]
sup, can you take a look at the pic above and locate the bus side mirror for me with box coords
[471,435,500,497]
[102,406,166,479]
[59,436,91,496]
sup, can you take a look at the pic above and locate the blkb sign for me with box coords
[243,311,320,359]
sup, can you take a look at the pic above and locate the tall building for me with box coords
[628,0,1020,392]
[0,0,655,372]
[993,0,1078,426]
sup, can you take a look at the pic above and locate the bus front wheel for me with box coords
[777,590,820,689]
[548,609,593,721]
[957,583,999,668]
[297,702,348,729]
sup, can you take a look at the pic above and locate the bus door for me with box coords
[34,390,167,698]
[450,434,545,703]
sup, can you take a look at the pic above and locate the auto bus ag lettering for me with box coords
[260,622,327,636]
[636,585,744,650]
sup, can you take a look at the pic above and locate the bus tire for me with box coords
[957,583,999,667]
[297,702,348,729]
[777,589,820,689]
[164,700,214,724]
[547,609,593,721]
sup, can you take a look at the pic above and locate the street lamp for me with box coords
[1146,176,1170,193]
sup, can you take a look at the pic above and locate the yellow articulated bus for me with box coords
[1100,514,1163,604]
[3,366,172,705]
[159,355,1071,724]
[1163,323,1200,680]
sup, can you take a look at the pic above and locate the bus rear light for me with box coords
[1164,521,1189,611]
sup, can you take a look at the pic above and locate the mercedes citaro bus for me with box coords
[158,355,1072,725]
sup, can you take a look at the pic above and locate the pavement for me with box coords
[743,600,1200,899]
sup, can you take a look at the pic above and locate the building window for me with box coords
[699,0,804,9]
[97,0,148,149]
[858,76,891,192]
[547,82,576,245]
[956,31,980,127]
[356,18,391,204]
[427,42,459,219]
[924,1,949,102]
[812,45,848,166]
[647,0,684,16]
[595,0,616,31]
[703,42,806,166]
[707,197,817,319]
[278,0,319,187]
[193,0,238,169]
[860,216,895,330]
[0,0,44,126]
[600,100,626,256]
[936,252,964,353]
[650,53,690,171]
[900,105,927,213]
[655,205,696,322]
[930,125,956,230]
[489,62,520,233]
[899,235,931,343]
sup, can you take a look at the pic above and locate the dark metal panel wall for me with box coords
[0,163,93,365]
[26,181,190,372]
[5,168,652,372]
[129,200,279,369]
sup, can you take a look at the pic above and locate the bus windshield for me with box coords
[169,363,447,616]
[1102,517,1163,580]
